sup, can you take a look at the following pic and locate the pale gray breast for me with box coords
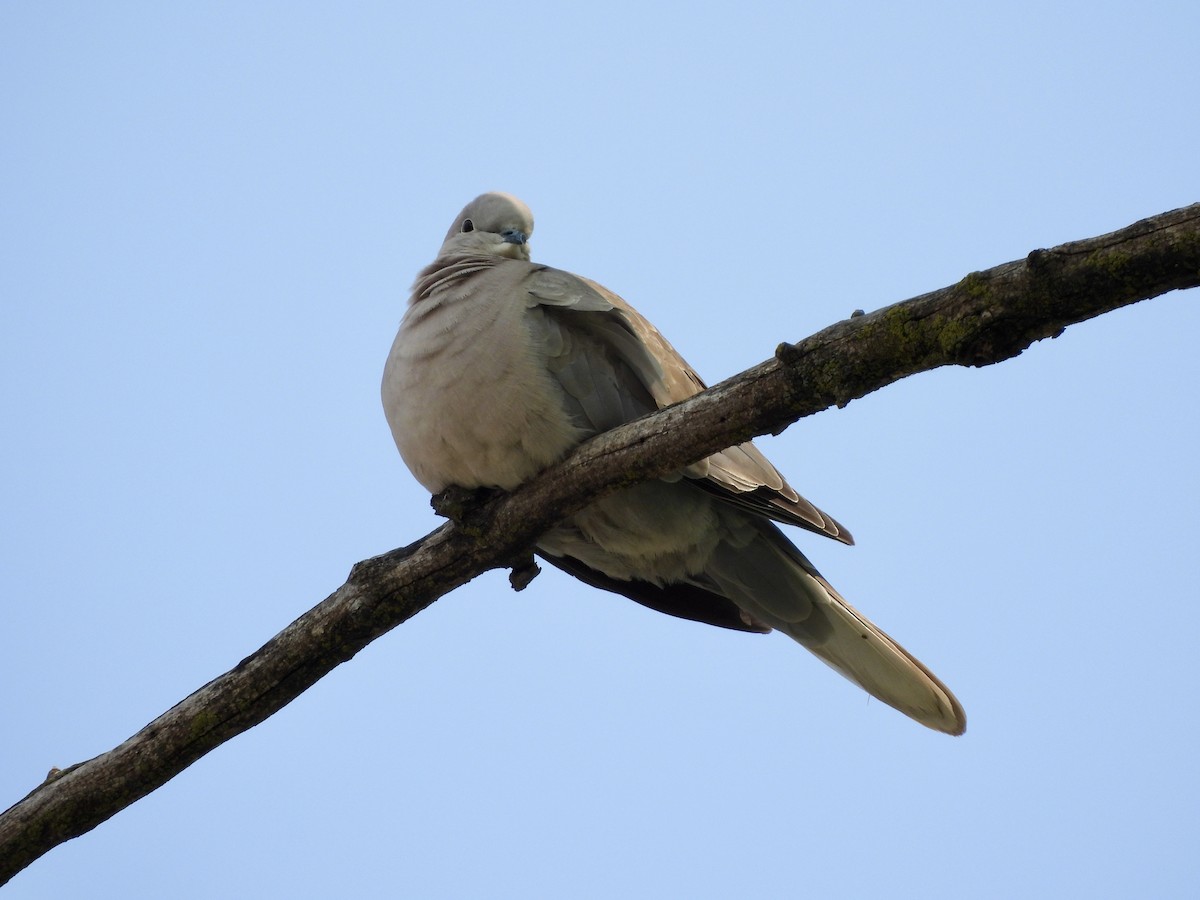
[382,259,588,492]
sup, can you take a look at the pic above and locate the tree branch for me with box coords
[3,203,1198,884]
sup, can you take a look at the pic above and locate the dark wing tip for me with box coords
[770,496,855,546]
[536,552,771,634]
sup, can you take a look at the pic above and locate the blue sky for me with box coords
[3,3,1198,897]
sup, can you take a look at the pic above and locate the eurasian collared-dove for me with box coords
[382,192,966,735]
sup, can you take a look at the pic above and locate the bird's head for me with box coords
[438,192,534,262]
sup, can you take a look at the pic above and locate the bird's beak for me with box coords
[500,229,527,246]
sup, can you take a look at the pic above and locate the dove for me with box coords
[382,192,966,735]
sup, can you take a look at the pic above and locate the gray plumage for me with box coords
[382,192,966,735]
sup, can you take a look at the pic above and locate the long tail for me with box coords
[703,520,966,735]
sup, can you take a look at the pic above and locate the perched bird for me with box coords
[382,192,966,735]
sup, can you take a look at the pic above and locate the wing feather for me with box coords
[526,266,851,543]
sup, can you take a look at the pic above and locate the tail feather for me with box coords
[704,521,966,735]
[782,571,966,735]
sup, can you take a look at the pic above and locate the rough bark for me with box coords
[2,203,1198,884]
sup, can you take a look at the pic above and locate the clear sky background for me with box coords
[3,4,1198,898]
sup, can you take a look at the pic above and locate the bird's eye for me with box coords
[461,218,474,233]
